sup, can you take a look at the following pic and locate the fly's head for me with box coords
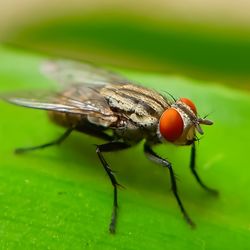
[158,98,213,145]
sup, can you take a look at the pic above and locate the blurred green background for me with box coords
[1,0,250,87]
[0,1,250,249]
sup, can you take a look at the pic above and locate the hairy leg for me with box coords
[96,141,130,233]
[144,143,195,227]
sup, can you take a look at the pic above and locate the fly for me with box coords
[2,59,218,233]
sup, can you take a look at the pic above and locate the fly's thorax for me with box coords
[100,83,169,128]
[114,120,146,144]
[157,98,213,145]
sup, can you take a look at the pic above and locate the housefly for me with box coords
[2,59,217,233]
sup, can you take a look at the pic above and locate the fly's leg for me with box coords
[144,143,195,227]
[15,127,74,154]
[96,142,130,234]
[190,142,218,195]
[15,122,115,154]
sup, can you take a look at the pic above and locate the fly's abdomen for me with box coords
[48,111,84,128]
[48,86,118,129]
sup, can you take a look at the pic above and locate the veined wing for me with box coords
[42,59,129,86]
[2,85,115,118]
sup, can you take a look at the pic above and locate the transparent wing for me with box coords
[2,85,114,117]
[41,59,129,86]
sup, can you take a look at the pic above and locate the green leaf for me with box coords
[0,46,249,249]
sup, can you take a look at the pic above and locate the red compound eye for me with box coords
[179,97,197,114]
[159,108,184,142]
